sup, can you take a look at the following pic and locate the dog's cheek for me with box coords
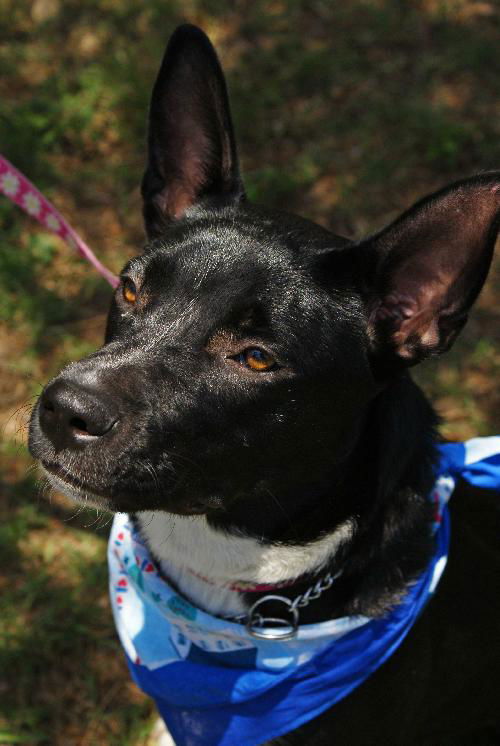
[167,390,320,496]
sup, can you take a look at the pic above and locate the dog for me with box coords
[29,23,500,746]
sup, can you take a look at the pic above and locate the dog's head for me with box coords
[29,25,499,520]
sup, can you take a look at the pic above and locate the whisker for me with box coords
[83,509,102,528]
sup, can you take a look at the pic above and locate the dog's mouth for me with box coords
[40,459,219,516]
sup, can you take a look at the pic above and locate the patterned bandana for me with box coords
[108,437,500,746]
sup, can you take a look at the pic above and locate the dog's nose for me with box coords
[39,379,118,447]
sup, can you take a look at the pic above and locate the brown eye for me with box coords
[240,348,277,372]
[122,278,137,304]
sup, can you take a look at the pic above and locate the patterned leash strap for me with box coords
[0,154,119,288]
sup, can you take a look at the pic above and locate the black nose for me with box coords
[39,379,118,448]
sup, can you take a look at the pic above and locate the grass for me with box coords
[0,445,157,745]
[0,0,499,743]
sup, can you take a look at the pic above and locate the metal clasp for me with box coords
[245,594,299,640]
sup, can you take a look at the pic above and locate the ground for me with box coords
[0,1,499,744]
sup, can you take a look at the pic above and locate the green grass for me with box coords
[0,0,499,743]
[0,446,156,745]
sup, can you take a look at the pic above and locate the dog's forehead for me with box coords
[135,217,326,305]
[117,211,356,347]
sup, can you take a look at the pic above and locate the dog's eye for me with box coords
[238,348,277,372]
[122,278,137,305]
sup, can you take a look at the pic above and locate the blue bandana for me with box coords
[108,437,500,746]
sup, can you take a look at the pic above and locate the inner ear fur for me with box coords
[141,24,244,238]
[355,172,500,367]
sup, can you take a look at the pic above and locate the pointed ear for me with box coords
[141,24,245,238]
[358,173,500,368]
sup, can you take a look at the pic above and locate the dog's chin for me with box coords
[40,464,115,511]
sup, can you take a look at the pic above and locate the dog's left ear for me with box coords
[354,173,500,367]
[141,24,244,238]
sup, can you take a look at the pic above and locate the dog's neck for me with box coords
[136,510,354,616]
[136,376,439,619]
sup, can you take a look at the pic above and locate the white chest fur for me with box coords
[137,511,353,617]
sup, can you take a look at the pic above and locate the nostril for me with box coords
[42,399,55,413]
[69,416,90,435]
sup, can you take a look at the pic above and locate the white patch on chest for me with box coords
[136,511,353,617]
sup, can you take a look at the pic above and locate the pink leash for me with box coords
[0,155,119,288]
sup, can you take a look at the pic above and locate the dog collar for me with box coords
[220,570,341,640]
[184,567,342,640]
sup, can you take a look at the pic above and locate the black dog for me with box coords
[29,24,499,746]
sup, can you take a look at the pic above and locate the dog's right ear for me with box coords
[141,24,245,238]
